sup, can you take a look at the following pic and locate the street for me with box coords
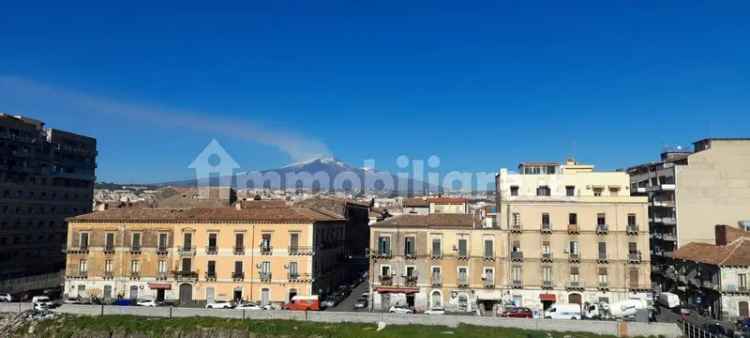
[326,281,369,312]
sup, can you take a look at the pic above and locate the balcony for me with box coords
[174,270,198,282]
[511,280,523,289]
[205,272,217,281]
[67,247,89,255]
[157,247,169,256]
[540,225,552,234]
[232,272,245,281]
[626,225,639,235]
[457,277,469,288]
[510,224,522,233]
[541,252,553,262]
[567,224,579,234]
[405,275,418,287]
[379,275,393,286]
[568,253,580,263]
[103,272,113,280]
[457,252,469,260]
[375,250,392,259]
[596,224,609,235]
[628,252,643,264]
[234,246,245,255]
[566,281,584,290]
[662,232,677,242]
[261,246,273,256]
[598,282,609,290]
[178,246,196,256]
[431,276,442,287]
[431,252,443,260]
[288,273,311,282]
[156,274,168,281]
[597,255,608,263]
[483,278,495,289]
[483,252,495,261]
[68,272,87,279]
[259,273,272,282]
[129,246,142,255]
[542,280,553,289]
[405,252,417,260]
[511,251,524,262]
[129,272,140,280]
[206,246,218,255]
[288,246,313,256]
[103,246,115,255]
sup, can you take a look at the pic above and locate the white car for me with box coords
[0,293,11,302]
[205,300,234,309]
[321,298,336,308]
[235,303,263,311]
[32,296,55,308]
[137,299,159,307]
[424,307,445,315]
[389,305,414,314]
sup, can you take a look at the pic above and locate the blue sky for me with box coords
[1,1,749,183]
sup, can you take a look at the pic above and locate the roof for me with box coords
[402,198,429,207]
[427,197,467,205]
[67,206,344,224]
[372,214,477,229]
[293,197,368,218]
[673,238,750,266]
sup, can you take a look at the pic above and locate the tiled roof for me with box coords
[67,206,344,224]
[372,214,477,229]
[402,198,429,207]
[427,197,467,205]
[673,238,750,266]
[293,197,369,218]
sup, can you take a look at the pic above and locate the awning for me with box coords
[375,287,419,294]
[540,293,556,302]
[475,290,503,301]
[148,283,172,290]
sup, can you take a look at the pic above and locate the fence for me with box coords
[0,303,683,338]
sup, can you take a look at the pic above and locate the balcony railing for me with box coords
[510,224,522,233]
[379,275,393,286]
[129,246,142,255]
[431,252,443,259]
[405,275,418,287]
[457,277,469,288]
[261,246,273,255]
[568,253,580,262]
[511,251,524,262]
[173,270,198,281]
[483,278,495,288]
[206,246,218,255]
[597,254,608,263]
[542,280,553,289]
[540,225,552,233]
[156,273,168,281]
[596,224,609,235]
[205,272,217,281]
[232,272,245,281]
[375,250,392,258]
[68,247,89,255]
[157,247,169,256]
[511,280,523,288]
[259,273,272,282]
[598,282,609,290]
[541,252,553,262]
[405,252,417,259]
[129,272,140,280]
[431,276,442,287]
[626,225,639,235]
[566,281,584,290]
[234,246,245,255]
[483,252,495,261]
[457,252,469,260]
[103,246,115,255]
[103,272,113,280]
[178,246,195,256]
[629,252,643,263]
[568,224,579,234]
[288,246,313,255]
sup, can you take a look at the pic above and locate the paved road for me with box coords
[327,281,369,312]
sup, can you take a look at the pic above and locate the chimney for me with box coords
[716,225,728,246]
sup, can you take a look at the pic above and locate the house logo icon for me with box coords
[189,139,240,199]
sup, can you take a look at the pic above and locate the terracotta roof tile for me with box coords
[674,238,750,266]
[372,214,477,229]
[402,198,429,207]
[67,206,344,224]
[427,197,468,205]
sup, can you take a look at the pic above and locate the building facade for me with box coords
[63,206,347,306]
[628,139,750,292]
[495,160,651,312]
[0,114,97,286]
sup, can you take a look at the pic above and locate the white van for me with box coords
[544,304,582,320]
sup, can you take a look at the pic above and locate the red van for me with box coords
[284,295,320,311]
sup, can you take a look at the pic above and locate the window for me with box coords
[158,260,167,274]
[570,266,580,282]
[628,242,638,254]
[597,213,606,226]
[79,232,89,249]
[406,266,416,277]
[289,233,299,250]
[207,261,216,275]
[512,265,522,282]
[593,187,603,196]
[208,233,217,249]
[130,260,140,273]
[740,274,748,290]
[432,267,441,280]
[510,186,519,196]
[261,233,272,251]
[542,241,551,255]
[512,240,521,253]
[105,259,112,273]
[598,268,608,284]
[609,187,620,196]
[183,233,192,249]
[234,261,243,274]
[181,258,191,272]
[569,240,579,255]
[543,266,552,282]
[598,242,606,259]
[378,236,391,255]
[235,233,244,250]
[432,238,442,257]
[79,259,88,274]
[458,267,468,283]
[404,236,415,257]
[105,233,114,250]
[569,213,578,225]
[484,239,494,258]
[536,186,551,196]
[289,261,298,278]
[628,214,637,227]
[483,267,494,283]
[458,238,468,257]
[542,213,550,228]
[158,233,168,250]
[131,233,141,250]
[381,265,391,277]
[629,269,639,287]
[565,186,575,197]
[512,212,521,226]
[260,261,271,275]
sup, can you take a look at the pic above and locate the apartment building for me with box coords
[628,139,750,292]
[0,114,97,286]
[401,197,469,215]
[671,225,750,321]
[63,205,347,306]
[369,214,503,313]
[495,160,651,312]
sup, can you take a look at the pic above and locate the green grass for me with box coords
[21,315,657,338]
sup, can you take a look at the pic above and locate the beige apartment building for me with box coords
[495,160,651,312]
[63,205,347,306]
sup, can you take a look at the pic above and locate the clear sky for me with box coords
[1,1,748,184]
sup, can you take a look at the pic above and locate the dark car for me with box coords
[500,307,534,318]
[703,322,734,338]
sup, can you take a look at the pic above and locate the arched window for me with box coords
[430,290,442,308]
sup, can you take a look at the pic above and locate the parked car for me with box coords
[353,298,368,309]
[0,293,12,302]
[544,304,581,320]
[235,303,264,311]
[32,296,55,308]
[424,307,446,315]
[136,299,159,307]
[205,300,234,309]
[284,295,320,311]
[321,298,337,308]
[500,307,534,318]
[389,305,414,314]
[703,322,734,338]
